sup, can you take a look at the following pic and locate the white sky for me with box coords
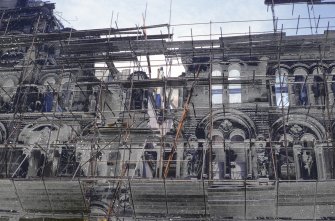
[51,1,335,77]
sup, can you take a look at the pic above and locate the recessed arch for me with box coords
[312,66,326,75]
[293,67,308,76]
[18,117,80,145]
[197,109,257,140]
[272,114,326,141]
[290,63,310,72]
[39,73,60,86]
[228,63,242,73]
[310,63,329,73]
[269,64,290,75]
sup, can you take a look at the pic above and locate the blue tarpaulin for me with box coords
[155,94,161,109]
[43,91,53,112]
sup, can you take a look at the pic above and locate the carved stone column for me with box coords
[315,145,324,180]
[288,77,295,105]
[327,75,334,107]
[293,145,302,180]
[307,78,315,105]
[175,143,184,178]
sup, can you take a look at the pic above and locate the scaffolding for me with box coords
[0,0,334,220]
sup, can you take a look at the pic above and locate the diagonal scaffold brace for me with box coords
[163,65,202,178]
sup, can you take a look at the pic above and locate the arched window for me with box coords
[293,68,308,106]
[228,67,241,103]
[313,75,325,105]
[275,68,289,107]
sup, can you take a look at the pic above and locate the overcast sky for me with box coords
[51,1,335,76]
[52,1,334,38]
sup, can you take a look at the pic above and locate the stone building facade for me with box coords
[0,1,334,220]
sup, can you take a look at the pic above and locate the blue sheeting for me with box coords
[43,91,53,112]
[155,94,161,109]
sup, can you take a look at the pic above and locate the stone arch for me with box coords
[269,64,290,75]
[293,67,308,76]
[312,67,327,76]
[328,63,335,72]
[39,72,60,86]
[197,109,257,140]
[272,114,326,141]
[228,63,242,73]
[290,63,310,73]
[18,117,80,145]
[197,109,256,180]
[272,114,325,180]
[310,63,329,74]
[329,64,335,74]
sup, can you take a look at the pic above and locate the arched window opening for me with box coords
[312,76,325,106]
[273,134,296,180]
[225,128,247,180]
[230,135,244,142]
[298,134,318,180]
[278,148,296,180]
[294,75,308,106]
[228,69,241,103]
[298,148,318,180]
[275,68,289,107]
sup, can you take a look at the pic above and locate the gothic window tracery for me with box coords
[271,115,326,180]
[214,119,249,180]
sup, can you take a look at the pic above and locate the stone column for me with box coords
[223,88,229,104]
[27,149,39,177]
[175,143,184,178]
[96,150,108,177]
[270,79,279,106]
[307,78,315,105]
[288,77,295,106]
[293,145,302,180]
[327,75,334,107]
[315,145,324,180]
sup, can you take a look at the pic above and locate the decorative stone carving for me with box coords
[289,124,303,138]
[220,119,233,133]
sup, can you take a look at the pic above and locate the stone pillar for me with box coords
[307,78,315,105]
[315,145,324,180]
[327,75,334,107]
[269,79,274,105]
[27,150,39,177]
[76,143,91,177]
[223,87,229,104]
[293,145,302,180]
[288,77,295,106]
[175,143,184,178]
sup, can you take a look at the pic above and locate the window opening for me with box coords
[275,69,289,107]
[228,69,241,103]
